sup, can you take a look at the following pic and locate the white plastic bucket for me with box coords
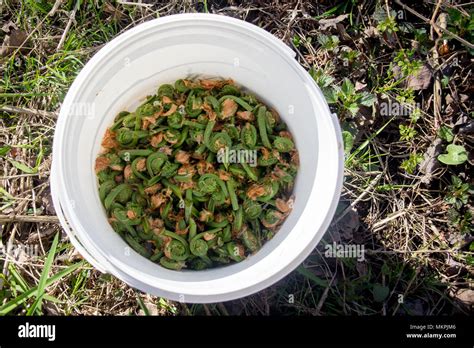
[51,13,344,303]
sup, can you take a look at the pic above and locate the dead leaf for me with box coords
[336,207,360,240]
[356,261,368,277]
[355,81,367,91]
[397,299,426,315]
[364,26,378,38]
[221,99,238,119]
[419,138,443,184]
[138,300,160,316]
[103,2,126,22]
[406,64,432,91]
[454,119,474,135]
[452,288,474,307]
[318,14,348,31]
[41,192,56,215]
[0,21,29,57]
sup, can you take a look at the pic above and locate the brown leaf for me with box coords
[218,169,231,181]
[199,79,222,90]
[95,157,110,173]
[175,150,190,164]
[203,232,216,241]
[275,198,292,213]
[419,138,443,184]
[246,185,266,200]
[101,129,119,149]
[126,210,137,220]
[453,289,474,307]
[103,2,126,22]
[335,207,359,240]
[144,184,162,195]
[151,194,166,210]
[150,133,163,148]
[0,21,29,57]
[199,210,212,222]
[318,14,348,30]
[135,158,146,171]
[406,64,432,91]
[221,99,238,119]
[202,102,217,121]
[162,104,177,116]
[124,165,132,180]
[109,164,123,171]
[236,111,254,121]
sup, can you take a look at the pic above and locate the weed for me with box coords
[399,124,417,141]
[400,152,423,174]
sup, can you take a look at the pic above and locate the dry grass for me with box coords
[0,0,472,315]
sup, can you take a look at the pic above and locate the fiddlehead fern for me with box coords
[273,136,295,152]
[241,122,257,148]
[257,106,272,149]
[97,78,299,270]
[163,231,190,261]
[146,152,167,177]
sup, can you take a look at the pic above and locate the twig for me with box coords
[331,173,383,226]
[433,50,466,71]
[48,0,63,17]
[391,267,421,315]
[202,304,212,316]
[0,105,58,119]
[394,0,474,50]
[432,12,447,130]
[0,225,17,291]
[430,0,443,40]
[315,274,335,315]
[0,215,59,224]
[216,303,229,316]
[56,0,81,52]
[117,0,153,7]
[372,211,407,230]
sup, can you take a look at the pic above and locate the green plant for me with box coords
[445,175,473,210]
[438,125,454,142]
[317,34,340,51]
[438,144,468,165]
[447,208,473,234]
[315,0,357,24]
[26,233,60,315]
[409,107,422,123]
[0,260,85,315]
[393,49,423,77]
[342,130,354,156]
[400,152,423,174]
[335,78,376,116]
[372,3,400,34]
[309,67,338,103]
[446,8,474,54]
[372,283,390,302]
[292,35,301,48]
[399,124,417,141]
[377,15,399,34]
[340,49,360,66]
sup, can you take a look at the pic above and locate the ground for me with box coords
[0,0,473,316]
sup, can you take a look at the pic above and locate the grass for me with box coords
[0,0,473,316]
